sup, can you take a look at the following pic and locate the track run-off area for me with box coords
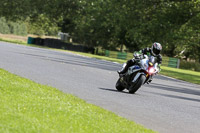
[0,42,200,133]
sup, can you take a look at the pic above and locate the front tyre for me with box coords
[129,75,146,94]
[115,78,125,91]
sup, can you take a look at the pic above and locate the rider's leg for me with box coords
[118,59,135,74]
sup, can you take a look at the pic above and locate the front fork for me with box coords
[132,72,152,84]
[144,74,153,84]
[132,72,146,83]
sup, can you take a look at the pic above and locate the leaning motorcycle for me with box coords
[116,54,159,94]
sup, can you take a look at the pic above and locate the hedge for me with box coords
[180,60,200,72]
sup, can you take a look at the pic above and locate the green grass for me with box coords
[0,69,156,133]
[160,66,200,84]
[1,37,200,85]
[0,38,27,45]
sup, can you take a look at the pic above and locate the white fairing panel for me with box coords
[128,65,140,75]
[132,73,141,82]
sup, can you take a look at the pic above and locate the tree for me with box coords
[0,0,199,61]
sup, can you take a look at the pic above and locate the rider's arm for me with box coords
[133,47,150,59]
[133,47,149,56]
[157,54,162,64]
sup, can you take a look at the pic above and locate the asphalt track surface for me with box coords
[0,42,200,133]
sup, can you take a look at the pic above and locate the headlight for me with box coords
[148,67,155,75]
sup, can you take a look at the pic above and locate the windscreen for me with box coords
[149,56,156,64]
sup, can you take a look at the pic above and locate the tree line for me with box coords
[0,0,199,62]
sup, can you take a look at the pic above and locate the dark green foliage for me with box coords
[0,0,199,62]
[73,0,200,60]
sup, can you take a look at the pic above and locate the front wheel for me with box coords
[115,78,125,91]
[129,75,146,94]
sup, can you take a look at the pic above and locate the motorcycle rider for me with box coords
[118,42,162,82]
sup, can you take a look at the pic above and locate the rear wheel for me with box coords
[115,78,125,91]
[129,75,146,94]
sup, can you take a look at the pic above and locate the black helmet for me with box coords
[152,42,162,56]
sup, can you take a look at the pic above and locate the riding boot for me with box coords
[118,59,134,74]
[117,64,128,74]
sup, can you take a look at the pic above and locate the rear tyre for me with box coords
[115,78,125,91]
[129,75,146,94]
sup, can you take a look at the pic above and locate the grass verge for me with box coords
[1,37,200,85]
[0,69,156,133]
[160,66,200,84]
[0,38,27,45]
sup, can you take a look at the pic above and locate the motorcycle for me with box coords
[115,54,159,94]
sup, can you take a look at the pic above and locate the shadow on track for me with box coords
[16,52,121,71]
[147,83,200,96]
[144,91,200,103]
[98,87,130,94]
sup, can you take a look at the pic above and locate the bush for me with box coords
[8,22,27,36]
[180,60,200,72]
[0,17,10,34]
[27,14,60,36]
[0,17,27,36]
